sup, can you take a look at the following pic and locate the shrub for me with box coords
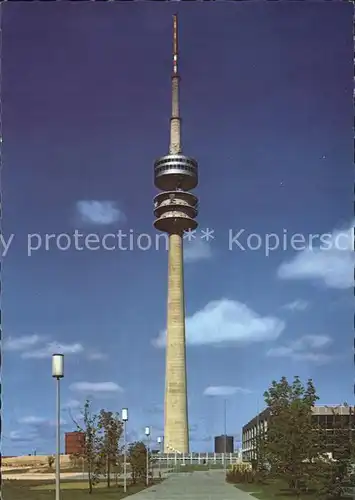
[226,463,268,485]
[231,462,253,473]
[226,468,256,484]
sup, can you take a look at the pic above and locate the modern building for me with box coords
[65,431,85,456]
[242,405,355,461]
[214,435,234,454]
[153,14,199,454]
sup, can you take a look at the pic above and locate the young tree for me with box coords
[47,455,55,469]
[73,400,102,494]
[97,409,123,488]
[128,441,149,484]
[263,376,321,497]
[69,453,78,468]
[69,452,84,470]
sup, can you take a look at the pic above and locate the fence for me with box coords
[154,452,241,467]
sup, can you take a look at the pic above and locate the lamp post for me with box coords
[256,398,260,467]
[157,437,162,475]
[52,354,64,500]
[223,399,227,473]
[122,408,128,493]
[145,426,150,486]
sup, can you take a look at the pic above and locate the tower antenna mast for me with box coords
[170,14,181,156]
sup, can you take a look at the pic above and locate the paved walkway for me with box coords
[128,470,252,499]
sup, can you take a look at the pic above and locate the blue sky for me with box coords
[2,2,353,455]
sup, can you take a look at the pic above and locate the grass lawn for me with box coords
[234,480,352,500]
[3,479,161,499]
[234,480,319,500]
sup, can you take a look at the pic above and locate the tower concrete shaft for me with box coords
[169,77,181,155]
[164,232,189,453]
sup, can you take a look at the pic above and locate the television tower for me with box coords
[153,14,198,454]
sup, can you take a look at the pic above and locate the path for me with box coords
[127,470,252,499]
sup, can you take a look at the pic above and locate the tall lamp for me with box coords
[122,408,128,493]
[52,354,64,500]
[145,426,151,486]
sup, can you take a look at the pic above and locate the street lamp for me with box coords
[145,426,150,486]
[122,408,128,493]
[223,399,227,473]
[157,437,162,475]
[52,354,64,500]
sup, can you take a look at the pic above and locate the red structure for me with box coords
[65,431,85,455]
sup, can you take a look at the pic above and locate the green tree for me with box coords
[128,441,149,484]
[263,376,321,497]
[313,404,355,498]
[74,400,102,494]
[97,409,123,488]
[251,428,268,481]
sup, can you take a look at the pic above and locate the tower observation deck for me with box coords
[153,14,198,454]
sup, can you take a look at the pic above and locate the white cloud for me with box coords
[86,351,108,361]
[69,382,123,393]
[22,342,84,359]
[292,335,331,350]
[76,200,125,225]
[17,415,67,427]
[7,334,108,368]
[292,352,333,363]
[49,418,67,426]
[3,334,44,351]
[153,299,285,347]
[277,221,354,289]
[18,416,47,425]
[8,430,37,443]
[203,386,252,396]
[7,334,101,361]
[184,238,212,263]
[63,399,81,410]
[267,334,333,364]
[282,300,309,312]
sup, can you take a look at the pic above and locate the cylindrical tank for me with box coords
[214,435,234,454]
[65,431,85,455]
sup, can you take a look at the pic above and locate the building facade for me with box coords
[242,405,355,461]
[65,431,85,456]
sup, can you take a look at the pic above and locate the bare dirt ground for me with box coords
[2,455,72,468]
[2,454,74,478]
[3,472,84,480]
